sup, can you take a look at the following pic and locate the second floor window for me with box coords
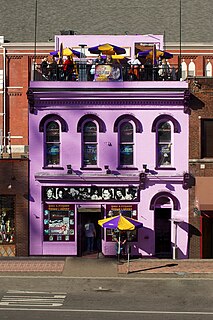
[157,121,172,167]
[45,121,60,166]
[119,122,134,166]
[83,121,97,166]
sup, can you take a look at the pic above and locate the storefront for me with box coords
[31,184,140,256]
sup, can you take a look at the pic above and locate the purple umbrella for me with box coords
[98,214,143,267]
[88,43,126,55]
[138,49,173,59]
[50,48,83,58]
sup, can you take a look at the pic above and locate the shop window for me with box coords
[119,121,134,166]
[45,121,60,166]
[43,204,75,241]
[205,61,212,77]
[105,204,138,242]
[157,121,172,167]
[201,119,213,158]
[82,121,97,167]
[0,196,15,244]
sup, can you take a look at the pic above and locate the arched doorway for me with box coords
[154,196,172,258]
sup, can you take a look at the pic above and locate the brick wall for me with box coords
[189,78,213,258]
[0,159,29,256]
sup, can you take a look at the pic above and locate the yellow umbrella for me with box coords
[111,55,125,60]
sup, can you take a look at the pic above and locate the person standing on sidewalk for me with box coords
[84,220,96,253]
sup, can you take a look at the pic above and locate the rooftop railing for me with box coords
[32,62,181,82]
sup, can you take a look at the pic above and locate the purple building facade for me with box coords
[28,35,190,258]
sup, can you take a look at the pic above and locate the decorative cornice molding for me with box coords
[34,98,184,108]
[7,55,23,59]
[8,92,22,96]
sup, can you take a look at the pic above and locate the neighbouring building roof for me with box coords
[0,0,212,44]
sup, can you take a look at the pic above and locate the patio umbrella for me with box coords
[138,49,173,60]
[88,43,126,55]
[98,214,143,269]
[50,47,82,58]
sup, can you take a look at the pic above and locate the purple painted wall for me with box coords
[54,34,164,59]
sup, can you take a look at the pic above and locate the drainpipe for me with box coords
[3,46,6,153]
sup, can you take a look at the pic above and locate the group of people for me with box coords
[40,53,175,82]
[127,55,173,81]
[41,55,78,81]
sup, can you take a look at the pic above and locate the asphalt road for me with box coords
[0,276,212,319]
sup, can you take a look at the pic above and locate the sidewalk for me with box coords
[0,256,212,277]
[117,258,213,277]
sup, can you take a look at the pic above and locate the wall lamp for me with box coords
[67,164,73,174]
[104,165,111,174]
[142,164,149,173]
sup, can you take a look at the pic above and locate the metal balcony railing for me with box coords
[32,62,181,82]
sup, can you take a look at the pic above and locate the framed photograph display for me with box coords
[43,203,75,241]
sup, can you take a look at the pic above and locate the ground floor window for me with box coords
[43,203,75,241]
[105,204,138,242]
[0,196,15,244]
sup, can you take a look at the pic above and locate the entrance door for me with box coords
[77,207,104,256]
[155,208,172,258]
[202,214,213,258]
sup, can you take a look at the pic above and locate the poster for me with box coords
[43,203,75,241]
[95,64,123,82]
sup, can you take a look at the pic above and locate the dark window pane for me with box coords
[158,122,171,142]
[0,196,15,244]
[120,144,133,165]
[46,121,59,142]
[158,144,171,166]
[46,144,60,165]
[83,122,97,142]
[201,119,213,158]
[120,122,133,143]
[83,144,97,165]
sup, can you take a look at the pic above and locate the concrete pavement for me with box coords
[0,254,212,277]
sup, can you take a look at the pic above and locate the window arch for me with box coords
[45,120,60,166]
[82,121,97,167]
[181,61,187,80]
[205,61,212,77]
[119,121,134,166]
[188,60,195,77]
[156,121,172,167]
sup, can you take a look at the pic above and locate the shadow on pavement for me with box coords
[128,263,178,274]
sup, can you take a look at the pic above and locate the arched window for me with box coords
[119,121,134,166]
[188,60,195,77]
[181,61,187,80]
[83,121,97,166]
[157,121,172,167]
[205,61,212,77]
[45,121,60,166]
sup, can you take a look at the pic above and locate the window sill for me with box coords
[42,166,64,170]
[117,166,138,170]
[155,167,176,170]
[80,167,102,171]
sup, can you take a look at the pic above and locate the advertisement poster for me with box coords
[95,64,123,82]
[43,186,138,202]
[43,203,75,241]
